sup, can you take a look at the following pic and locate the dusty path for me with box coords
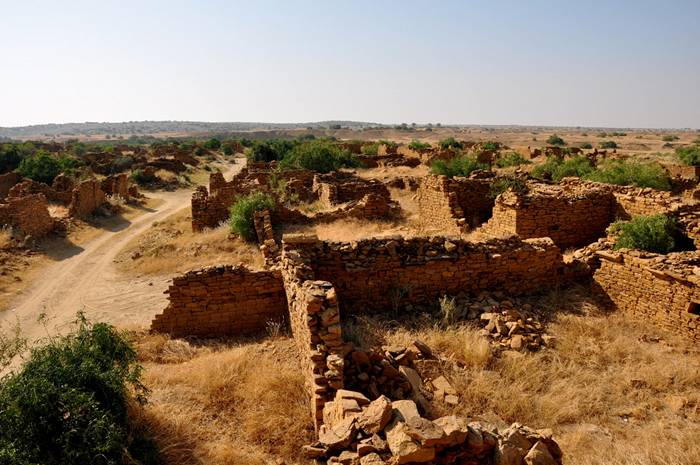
[1,162,241,342]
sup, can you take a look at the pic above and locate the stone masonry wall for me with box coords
[283,235,566,314]
[280,235,345,428]
[151,265,288,337]
[68,179,106,218]
[417,175,494,234]
[0,194,54,238]
[478,183,615,249]
[0,172,20,200]
[312,172,390,206]
[593,249,700,340]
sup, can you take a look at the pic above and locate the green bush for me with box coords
[203,138,221,150]
[130,168,151,185]
[0,315,155,465]
[228,192,276,241]
[494,151,530,168]
[662,135,679,142]
[585,160,670,190]
[599,140,618,149]
[360,143,379,156]
[489,176,528,198]
[247,139,298,163]
[610,214,679,253]
[0,145,23,174]
[676,145,700,166]
[580,142,593,149]
[377,140,398,149]
[222,145,234,156]
[480,141,500,151]
[279,140,357,173]
[112,156,134,173]
[546,134,566,146]
[17,151,81,184]
[431,155,488,177]
[438,137,463,150]
[531,156,594,181]
[408,140,431,151]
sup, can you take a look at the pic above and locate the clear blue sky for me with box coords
[2,0,699,128]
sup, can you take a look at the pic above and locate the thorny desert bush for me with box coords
[438,137,463,150]
[609,214,680,253]
[599,140,618,149]
[228,192,276,241]
[431,155,488,177]
[408,140,431,151]
[279,140,358,173]
[0,315,155,465]
[546,134,566,146]
[489,176,528,198]
[494,151,530,168]
[586,160,671,190]
[676,145,700,166]
[531,155,594,181]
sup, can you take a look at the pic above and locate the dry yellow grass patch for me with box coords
[131,333,314,465]
[345,289,700,465]
[115,209,263,275]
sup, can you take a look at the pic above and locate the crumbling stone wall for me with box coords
[312,172,390,206]
[101,173,131,199]
[0,194,54,238]
[478,183,615,249]
[151,265,288,337]
[0,172,20,200]
[8,179,72,204]
[280,235,344,428]
[417,175,494,234]
[284,235,566,314]
[593,249,700,340]
[664,163,700,181]
[68,179,106,218]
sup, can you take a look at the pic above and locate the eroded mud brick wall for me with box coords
[284,235,565,314]
[0,172,20,200]
[417,175,494,233]
[312,172,390,206]
[101,173,131,199]
[280,236,344,428]
[151,265,288,337]
[480,185,615,249]
[593,250,700,340]
[68,179,106,218]
[0,193,54,238]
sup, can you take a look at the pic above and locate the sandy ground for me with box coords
[0,162,242,342]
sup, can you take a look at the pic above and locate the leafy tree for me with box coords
[222,145,234,156]
[431,155,488,177]
[0,315,155,465]
[203,138,221,150]
[279,140,357,173]
[228,192,276,241]
[546,134,566,146]
[17,151,63,184]
[0,145,23,173]
[676,145,700,166]
[610,215,680,253]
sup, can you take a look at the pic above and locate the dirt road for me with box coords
[1,162,240,342]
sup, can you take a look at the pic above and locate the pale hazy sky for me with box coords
[2,0,699,128]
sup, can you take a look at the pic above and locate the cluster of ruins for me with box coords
[148,139,700,464]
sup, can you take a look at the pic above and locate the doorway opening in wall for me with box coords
[687,302,700,316]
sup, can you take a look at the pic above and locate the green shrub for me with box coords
[222,145,234,156]
[580,142,593,149]
[480,141,500,151]
[280,140,357,173]
[361,143,379,156]
[112,156,134,173]
[676,145,700,166]
[431,155,488,177]
[247,139,298,163]
[0,145,23,174]
[17,151,80,184]
[378,140,398,149]
[599,140,618,149]
[662,135,679,142]
[597,132,608,138]
[438,137,463,150]
[489,176,528,198]
[585,160,670,190]
[0,315,154,465]
[408,140,431,151]
[494,151,530,168]
[610,214,679,253]
[203,138,221,150]
[546,134,566,146]
[531,156,594,181]
[228,192,276,241]
[130,168,151,185]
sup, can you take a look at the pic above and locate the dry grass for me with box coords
[131,333,314,465]
[345,288,700,465]
[0,227,11,249]
[115,209,263,275]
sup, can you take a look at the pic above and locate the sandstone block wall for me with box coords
[312,172,390,206]
[151,265,288,337]
[0,193,54,238]
[479,184,615,249]
[283,235,566,314]
[417,175,494,234]
[593,249,700,340]
[101,173,131,199]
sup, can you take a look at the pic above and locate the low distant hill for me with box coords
[0,120,381,139]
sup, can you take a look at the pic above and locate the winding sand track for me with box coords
[1,162,240,342]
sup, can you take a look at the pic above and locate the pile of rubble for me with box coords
[477,300,554,352]
[343,341,460,410]
[304,390,563,465]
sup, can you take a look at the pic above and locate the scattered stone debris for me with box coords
[477,300,553,352]
[305,390,563,465]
